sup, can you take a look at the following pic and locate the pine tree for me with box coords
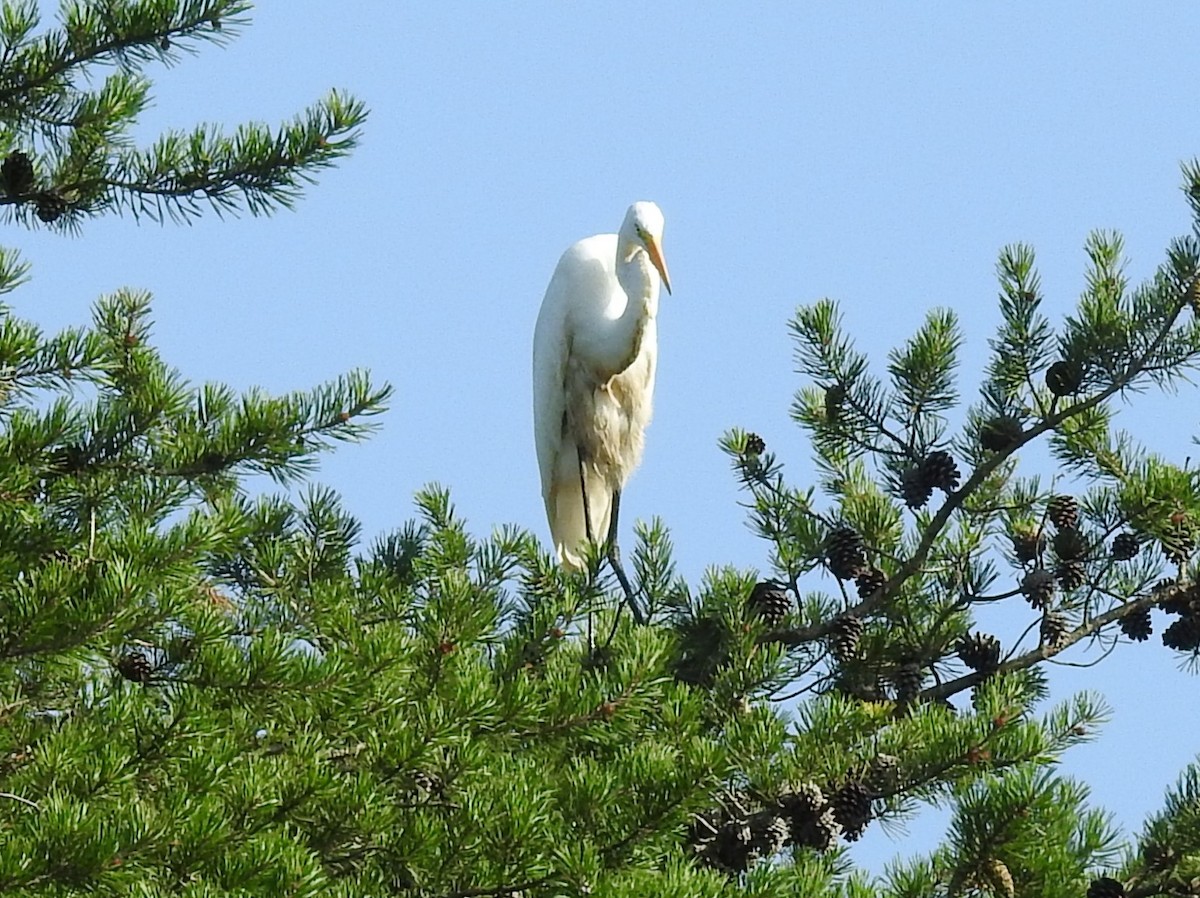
[0,0,364,230]
[7,4,1200,898]
[698,166,1200,891]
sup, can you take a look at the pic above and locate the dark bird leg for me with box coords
[605,488,645,625]
[578,449,595,546]
[578,453,645,635]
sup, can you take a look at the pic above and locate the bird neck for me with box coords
[607,237,658,373]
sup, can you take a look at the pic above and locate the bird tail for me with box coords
[548,460,613,572]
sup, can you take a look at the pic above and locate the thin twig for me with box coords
[0,791,38,809]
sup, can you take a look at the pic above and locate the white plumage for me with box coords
[532,202,672,572]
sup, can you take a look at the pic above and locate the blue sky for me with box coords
[18,0,1200,871]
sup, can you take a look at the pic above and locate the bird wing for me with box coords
[532,236,619,567]
[532,261,570,511]
[533,235,616,499]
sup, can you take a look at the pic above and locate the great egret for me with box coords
[532,201,672,622]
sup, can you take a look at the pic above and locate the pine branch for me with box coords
[920,587,1166,704]
[0,1,247,108]
[0,4,367,230]
[764,279,1194,649]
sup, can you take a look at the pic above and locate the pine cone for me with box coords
[1142,840,1177,871]
[833,668,887,703]
[671,616,731,687]
[1156,580,1197,616]
[921,449,960,492]
[1052,526,1088,561]
[746,580,791,627]
[409,770,445,797]
[711,818,754,872]
[1010,527,1044,564]
[778,781,824,820]
[116,651,153,684]
[518,638,546,670]
[743,432,765,456]
[1108,532,1139,561]
[824,384,846,423]
[866,754,901,795]
[855,567,887,598]
[1040,611,1070,648]
[792,806,841,851]
[1045,359,1084,396]
[979,415,1023,452]
[34,190,66,223]
[956,631,1001,673]
[829,615,864,661]
[685,808,722,852]
[1162,615,1200,651]
[1086,877,1126,898]
[748,810,789,857]
[1055,559,1087,591]
[1020,568,1057,609]
[829,781,872,841]
[1119,606,1152,642]
[900,464,933,509]
[1047,495,1079,529]
[974,859,1012,897]
[1161,520,1196,565]
[892,660,923,703]
[825,526,866,580]
[1,150,34,196]
[982,857,1016,898]
[779,782,840,850]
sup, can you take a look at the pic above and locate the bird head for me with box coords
[623,201,672,294]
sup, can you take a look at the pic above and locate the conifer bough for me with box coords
[7,10,1200,888]
[711,161,1200,891]
[0,0,366,229]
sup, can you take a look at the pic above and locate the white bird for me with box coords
[532,202,672,618]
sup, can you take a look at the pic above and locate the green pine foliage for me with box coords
[1132,760,1200,892]
[0,289,394,893]
[707,160,1200,891]
[3,3,1200,897]
[0,0,365,229]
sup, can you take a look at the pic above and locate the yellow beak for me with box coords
[644,236,672,295]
